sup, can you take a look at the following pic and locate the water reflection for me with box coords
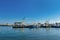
[12,28,59,32]
[12,28,60,36]
[0,26,60,40]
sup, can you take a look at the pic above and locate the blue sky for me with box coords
[0,0,60,24]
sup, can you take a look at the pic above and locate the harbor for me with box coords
[0,21,60,28]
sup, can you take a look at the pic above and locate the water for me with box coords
[0,26,60,40]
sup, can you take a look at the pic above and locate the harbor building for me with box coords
[44,21,49,26]
[36,23,41,27]
[55,23,60,26]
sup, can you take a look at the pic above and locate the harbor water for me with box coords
[0,26,60,40]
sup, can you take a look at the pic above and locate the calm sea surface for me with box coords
[0,26,60,40]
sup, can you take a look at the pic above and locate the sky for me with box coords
[0,0,60,24]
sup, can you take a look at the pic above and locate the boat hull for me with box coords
[13,25,36,28]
